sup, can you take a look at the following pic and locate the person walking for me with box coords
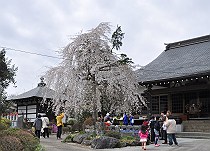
[56,112,65,139]
[42,114,50,138]
[165,115,179,146]
[139,125,149,150]
[33,114,43,139]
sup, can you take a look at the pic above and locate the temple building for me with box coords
[136,35,210,124]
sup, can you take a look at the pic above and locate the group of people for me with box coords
[33,114,50,139]
[139,110,179,150]
[103,112,135,126]
[33,111,65,140]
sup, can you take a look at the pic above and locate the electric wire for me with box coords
[1,46,209,76]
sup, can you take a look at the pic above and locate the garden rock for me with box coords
[81,139,92,146]
[91,136,120,149]
[73,134,89,144]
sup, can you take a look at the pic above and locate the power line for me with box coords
[1,46,63,60]
[1,46,209,76]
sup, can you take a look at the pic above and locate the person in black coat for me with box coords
[33,114,43,138]
[149,116,156,143]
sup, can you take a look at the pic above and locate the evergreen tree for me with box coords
[0,49,18,118]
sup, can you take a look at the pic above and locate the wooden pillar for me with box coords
[183,93,186,114]
[168,93,172,112]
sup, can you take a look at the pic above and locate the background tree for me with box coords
[44,23,146,122]
[0,49,18,119]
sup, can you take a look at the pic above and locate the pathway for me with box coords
[40,134,210,151]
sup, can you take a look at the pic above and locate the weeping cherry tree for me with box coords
[44,23,146,123]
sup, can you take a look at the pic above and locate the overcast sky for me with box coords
[1,0,210,96]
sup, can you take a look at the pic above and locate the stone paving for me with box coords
[40,134,210,151]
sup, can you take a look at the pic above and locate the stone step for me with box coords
[176,132,210,139]
[182,120,210,132]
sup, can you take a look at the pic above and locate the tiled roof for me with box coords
[136,35,210,83]
[9,85,55,100]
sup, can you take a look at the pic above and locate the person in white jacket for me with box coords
[42,114,50,138]
[165,116,178,146]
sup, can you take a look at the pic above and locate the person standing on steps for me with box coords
[56,111,65,139]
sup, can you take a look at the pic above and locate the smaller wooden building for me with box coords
[9,78,55,125]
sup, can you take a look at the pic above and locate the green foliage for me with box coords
[104,131,121,139]
[63,134,74,142]
[0,49,17,89]
[120,135,136,143]
[0,49,17,117]
[79,131,85,134]
[67,118,76,125]
[0,117,11,130]
[35,144,45,151]
[0,128,39,151]
[117,53,134,65]
[111,25,124,51]
[77,110,92,124]
[69,110,91,132]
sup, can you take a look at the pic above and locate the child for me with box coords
[154,116,161,147]
[139,125,149,150]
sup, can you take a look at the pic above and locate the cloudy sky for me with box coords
[1,0,210,96]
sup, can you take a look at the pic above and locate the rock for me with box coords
[91,136,120,149]
[73,134,89,144]
[81,139,92,146]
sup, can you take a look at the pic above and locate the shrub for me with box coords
[72,122,83,131]
[63,134,74,142]
[104,131,121,139]
[67,118,77,125]
[83,117,94,126]
[14,129,39,151]
[0,117,11,130]
[0,136,23,151]
[120,135,136,144]
[0,128,39,151]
